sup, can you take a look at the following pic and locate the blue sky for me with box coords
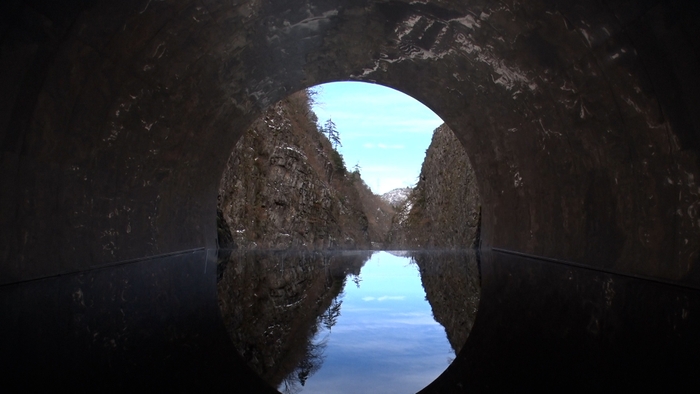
[311,82,444,195]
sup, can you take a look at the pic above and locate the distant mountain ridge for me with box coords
[381,187,412,206]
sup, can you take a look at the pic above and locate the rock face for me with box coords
[218,91,392,250]
[388,124,480,249]
[3,0,699,286]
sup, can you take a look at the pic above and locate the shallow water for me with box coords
[217,250,481,394]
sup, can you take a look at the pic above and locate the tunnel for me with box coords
[1,0,700,391]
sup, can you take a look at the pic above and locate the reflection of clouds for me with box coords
[340,305,392,313]
[297,251,453,394]
[391,312,423,316]
[301,362,447,394]
[331,312,440,333]
[386,314,438,326]
[334,337,421,353]
[361,295,406,301]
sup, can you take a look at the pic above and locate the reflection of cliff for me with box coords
[217,251,371,391]
[412,251,481,353]
[387,124,480,248]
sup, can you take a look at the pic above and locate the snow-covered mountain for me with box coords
[381,187,412,206]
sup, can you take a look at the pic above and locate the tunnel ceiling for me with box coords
[1,0,699,286]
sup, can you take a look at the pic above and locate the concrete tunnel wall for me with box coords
[2,0,699,287]
[3,0,700,390]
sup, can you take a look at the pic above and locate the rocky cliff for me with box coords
[217,91,392,250]
[387,124,480,249]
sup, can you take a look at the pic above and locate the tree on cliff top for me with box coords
[323,118,341,149]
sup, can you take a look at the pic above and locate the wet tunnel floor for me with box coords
[216,250,481,394]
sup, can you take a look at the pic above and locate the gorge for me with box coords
[214,86,483,391]
[2,0,700,391]
[216,84,480,252]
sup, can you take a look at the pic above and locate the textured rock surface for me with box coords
[1,0,699,285]
[217,91,387,250]
[388,124,480,248]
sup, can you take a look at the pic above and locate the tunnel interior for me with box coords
[2,0,700,391]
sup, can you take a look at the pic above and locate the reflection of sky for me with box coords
[296,252,453,394]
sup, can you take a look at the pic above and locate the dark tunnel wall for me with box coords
[2,0,700,391]
[2,0,699,286]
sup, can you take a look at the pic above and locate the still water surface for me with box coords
[217,250,480,394]
[298,252,453,393]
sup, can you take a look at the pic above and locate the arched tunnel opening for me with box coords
[1,0,700,391]
[214,81,483,392]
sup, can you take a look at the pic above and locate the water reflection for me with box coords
[412,251,481,354]
[217,250,481,393]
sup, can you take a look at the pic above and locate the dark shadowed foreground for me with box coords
[3,249,699,391]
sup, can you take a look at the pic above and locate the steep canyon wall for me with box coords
[217,91,392,250]
[388,124,481,249]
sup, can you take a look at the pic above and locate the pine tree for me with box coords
[323,118,341,149]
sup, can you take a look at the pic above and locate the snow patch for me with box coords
[381,187,412,206]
